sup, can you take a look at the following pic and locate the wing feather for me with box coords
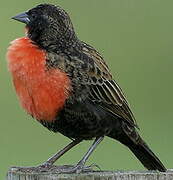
[82,43,138,128]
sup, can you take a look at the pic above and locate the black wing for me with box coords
[82,43,138,128]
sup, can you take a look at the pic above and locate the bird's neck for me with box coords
[27,28,81,52]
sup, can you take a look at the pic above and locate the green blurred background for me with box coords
[1,0,173,178]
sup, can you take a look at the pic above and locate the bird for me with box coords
[7,4,166,173]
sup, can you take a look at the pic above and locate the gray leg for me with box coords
[63,136,104,173]
[77,136,104,166]
[43,139,82,166]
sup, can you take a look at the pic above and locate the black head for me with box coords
[12,4,78,50]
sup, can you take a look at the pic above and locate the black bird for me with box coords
[7,4,166,173]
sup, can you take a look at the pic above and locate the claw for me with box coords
[11,163,98,174]
[36,163,55,172]
[87,163,101,171]
[59,164,93,173]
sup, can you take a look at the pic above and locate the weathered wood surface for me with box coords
[7,166,173,180]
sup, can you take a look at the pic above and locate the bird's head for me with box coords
[12,4,78,50]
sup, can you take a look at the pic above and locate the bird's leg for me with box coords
[76,137,104,168]
[40,139,82,167]
[63,136,104,173]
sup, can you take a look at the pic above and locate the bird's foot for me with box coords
[10,163,57,173]
[36,162,56,172]
[62,164,91,173]
[58,162,100,173]
[10,163,100,174]
[34,162,92,173]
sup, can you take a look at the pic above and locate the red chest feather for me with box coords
[7,37,71,121]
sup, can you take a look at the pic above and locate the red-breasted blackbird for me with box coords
[7,4,166,173]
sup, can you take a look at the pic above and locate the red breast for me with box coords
[7,37,71,122]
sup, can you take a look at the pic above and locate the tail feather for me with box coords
[109,126,166,172]
[128,139,166,172]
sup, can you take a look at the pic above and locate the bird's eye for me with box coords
[31,14,37,19]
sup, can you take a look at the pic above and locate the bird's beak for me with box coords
[12,12,30,24]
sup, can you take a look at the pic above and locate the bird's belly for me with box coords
[40,107,117,140]
[42,117,107,140]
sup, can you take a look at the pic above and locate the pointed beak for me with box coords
[12,12,30,24]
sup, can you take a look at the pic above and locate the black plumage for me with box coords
[11,3,166,172]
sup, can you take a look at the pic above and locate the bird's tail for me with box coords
[109,124,166,172]
[128,138,166,171]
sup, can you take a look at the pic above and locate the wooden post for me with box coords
[6,167,173,180]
